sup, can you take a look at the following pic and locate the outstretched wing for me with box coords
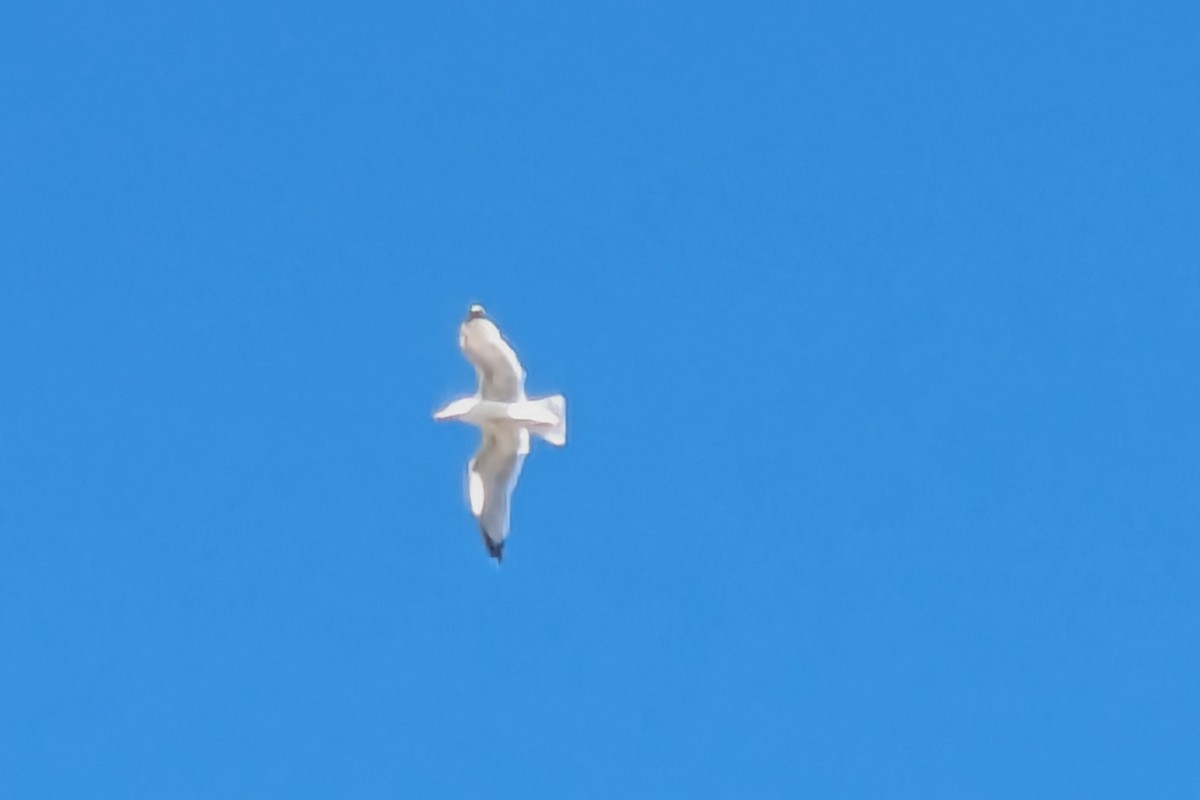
[467,426,529,561]
[459,314,526,402]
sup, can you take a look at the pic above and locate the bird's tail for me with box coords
[504,394,567,445]
[531,394,566,446]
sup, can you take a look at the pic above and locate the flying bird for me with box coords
[434,304,566,561]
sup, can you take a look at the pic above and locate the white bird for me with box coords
[433,304,566,561]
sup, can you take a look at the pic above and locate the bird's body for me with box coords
[434,305,566,561]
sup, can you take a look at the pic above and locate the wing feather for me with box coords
[467,426,528,560]
[459,316,526,401]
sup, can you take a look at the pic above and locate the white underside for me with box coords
[468,467,487,515]
[452,395,567,446]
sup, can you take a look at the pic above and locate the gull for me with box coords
[433,304,566,561]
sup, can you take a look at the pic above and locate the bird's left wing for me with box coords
[459,315,526,402]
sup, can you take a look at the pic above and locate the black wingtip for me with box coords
[481,530,504,562]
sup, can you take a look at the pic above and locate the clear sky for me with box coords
[1,2,1196,797]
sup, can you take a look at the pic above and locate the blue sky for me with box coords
[1,1,1196,797]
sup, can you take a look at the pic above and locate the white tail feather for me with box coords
[502,395,567,445]
[533,394,566,446]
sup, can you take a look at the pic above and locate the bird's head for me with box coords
[467,304,486,321]
[433,396,478,422]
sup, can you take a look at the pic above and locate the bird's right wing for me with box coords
[467,426,529,561]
